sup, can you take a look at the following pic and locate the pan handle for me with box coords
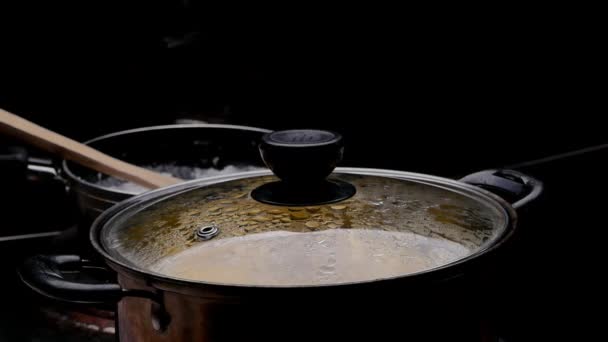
[459,169,543,210]
[18,255,155,304]
[0,146,66,184]
[25,157,62,182]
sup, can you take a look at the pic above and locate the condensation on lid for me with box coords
[101,172,508,285]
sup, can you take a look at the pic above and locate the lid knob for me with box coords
[260,129,343,184]
[252,129,356,206]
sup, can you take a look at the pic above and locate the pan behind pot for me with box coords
[62,124,271,223]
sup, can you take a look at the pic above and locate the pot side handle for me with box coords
[459,169,543,210]
[18,255,125,304]
[0,146,69,192]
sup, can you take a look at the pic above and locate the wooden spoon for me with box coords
[0,108,181,189]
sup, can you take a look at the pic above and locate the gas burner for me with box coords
[40,306,116,336]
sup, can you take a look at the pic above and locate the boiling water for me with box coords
[151,229,470,286]
[95,164,264,193]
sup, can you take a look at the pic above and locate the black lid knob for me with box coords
[259,129,343,185]
[252,129,355,206]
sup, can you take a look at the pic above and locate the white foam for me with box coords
[95,164,264,193]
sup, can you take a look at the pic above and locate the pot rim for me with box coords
[90,168,518,293]
[61,123,272,196]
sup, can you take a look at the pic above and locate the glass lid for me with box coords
[99,130,509,286]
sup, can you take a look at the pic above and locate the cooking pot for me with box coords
[24,124,271,222]
[19,129,542,341]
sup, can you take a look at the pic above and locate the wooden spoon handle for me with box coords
[0,108,181,189]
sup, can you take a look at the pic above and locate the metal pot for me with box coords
[12,124,269,228]
[60,124,271,221]
[20,130,542,341]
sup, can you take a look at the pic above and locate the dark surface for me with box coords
[489,147,606,341]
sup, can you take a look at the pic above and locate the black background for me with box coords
[0,4,604,175]
[0,3,605,341]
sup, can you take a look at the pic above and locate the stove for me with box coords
[0,228,116,341]
[0,145,116,341]
[0,305,115,342]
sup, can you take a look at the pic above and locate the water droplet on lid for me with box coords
[305,221,320,228]
[246,209,262,215]
[290,211,310,220]
[252,215,272,222]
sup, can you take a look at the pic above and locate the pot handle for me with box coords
[459,169,543,210]
[0,146,66,184]
[18,255,151,304]
[25,157,62,182]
